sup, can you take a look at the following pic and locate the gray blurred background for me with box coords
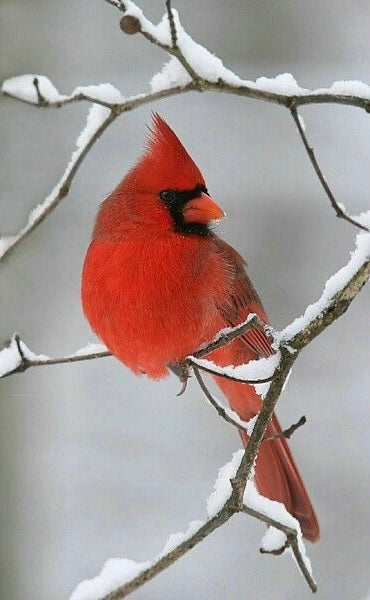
[1,1,369,599]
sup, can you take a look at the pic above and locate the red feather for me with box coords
[81,114,319,542]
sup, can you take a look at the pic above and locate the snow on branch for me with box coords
[2,4,370,260]
[3,2,370,598]
[70,450,315,600]
[3,217,369,596]
[0,334,109,379]
[0,83,119,261]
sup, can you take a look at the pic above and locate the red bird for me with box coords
[81,114,319,542]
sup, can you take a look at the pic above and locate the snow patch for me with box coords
[151,56,191,92]
[0,337,22,377]
[190,352,280,384]
[2,74,66,103]
[71,83,124,104]
[71,343,108,357]
[207,449,243,517]
[244,479,313,577]
[70,558,151,600]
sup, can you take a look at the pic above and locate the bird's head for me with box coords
[93,114,225,240]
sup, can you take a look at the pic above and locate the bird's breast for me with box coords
[81,236,229,378]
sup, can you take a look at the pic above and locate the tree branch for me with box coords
[0,335,111,379]
[263,415,306,442]
[242,505,316,593]
[73,449,314,600]
[290,105,368,232]
[0,82,197,262]
[3,0,370,260]
[192,366,256,435]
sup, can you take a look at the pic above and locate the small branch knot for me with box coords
[120,15,141,35]
[33,77,48,107]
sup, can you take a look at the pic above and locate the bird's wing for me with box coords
[213,237,273,358]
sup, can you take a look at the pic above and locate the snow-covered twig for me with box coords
[0,77,196,262]
[3,3,370,598]
[0,94,117,261]
[70,451,315,600]
[290,105,368,232]
[192,314,272,359]
[193,365,306,442]
[0,334,110,379]
[0,316,272,381]
[192,366,258,435]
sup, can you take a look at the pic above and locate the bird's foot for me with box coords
[169,362,191,396]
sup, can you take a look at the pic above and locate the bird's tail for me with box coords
[213,376,320,542]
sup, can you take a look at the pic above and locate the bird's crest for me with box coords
[126,113,205,191]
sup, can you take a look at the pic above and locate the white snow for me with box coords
[279,211,370,342]
[253,73,307,95]
[2,74,66,103]
[71,343,108,357]
[71,83,124,104]
[70,558,151,600]
[207,449,243,517]
[70,443,315,599]
[150,56,191,92]
[2,76,123,106]
[315,79,370,99]
[244,479,313,577]
[190,352,280,384]
[261,527,288,553]
[159,520,204,556]
[18,339,50,362]
[0,336,22,377]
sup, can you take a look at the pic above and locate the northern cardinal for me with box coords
[81,114,319,542]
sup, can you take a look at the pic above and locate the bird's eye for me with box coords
[159,189,176,203]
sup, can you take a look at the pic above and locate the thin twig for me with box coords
[290,105,368,232]
[189,357,275,384]
[242,505,317,593]
[6,77,370,113]
[0,335,111,379]
[0,317,270,380]
[193,366,253,435]
[192,315,271,359]
[33,77,47,106]
[263,415,306,442]
[165,0,177,47]
[194,364,305,442]
[0,109,117,262]
[0,83,197,263]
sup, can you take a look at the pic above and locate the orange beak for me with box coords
[182,193,225,224]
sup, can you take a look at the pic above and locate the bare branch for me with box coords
[290,105,369,232]
[99,513,233,600]
[192,315,271,359]
[33,77,47,106]
[263,415,306,442]
[0,108,117,261]
[193,366,256,435]
[4,4,370,598]
[0,83,196,262]
[165,0,177,48]
[242,505,316,592]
